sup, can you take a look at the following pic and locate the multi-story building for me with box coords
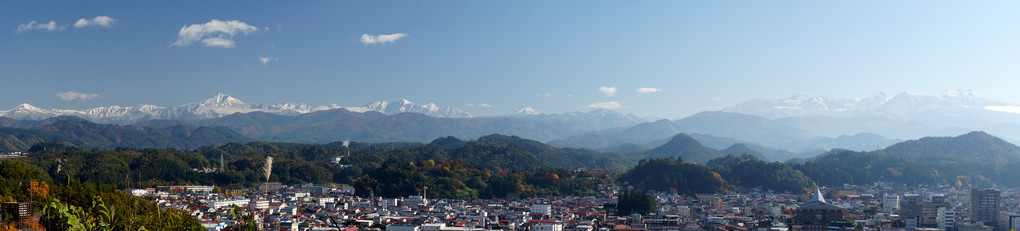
[208,198,251,209]
[938,206,956,231]
[883,195,900,212]
[971,188,1001,229]
[2,202,31,229]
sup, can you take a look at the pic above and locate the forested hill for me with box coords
[636,133,722,163]
[19,134,634,199]
[0,118,249,151]
[877,131,1020,163]
[620,131,1020,194]
[791,132,1020,187]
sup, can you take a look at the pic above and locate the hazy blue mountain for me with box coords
[599,142,652,154]
[136,108,589,143]
[0,119,249,151]
[547,119,680,148]
[788,133,902,153]
[509,108,649,130]
[724,90,1020,141]
[672,111,816,146]
[550,113,900,161]
[637,133,723,164]
[720,143,769,161]
[0,116,83,128]
[687,133,741,150]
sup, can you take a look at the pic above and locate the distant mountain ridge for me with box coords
[0,93,470,124]
[133,108,589,143]
[723,90,1020,139]
[509,108,649,130]
[0,118,249,151]
[636,133,723,164]
[724,90,1013,119]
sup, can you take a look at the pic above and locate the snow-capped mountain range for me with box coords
[510,107,648,130]
[724,90,1018,118]
[0,93,471,124]
[723,89,1020,138]
[725,90,1019,118]
[363,99,472,118]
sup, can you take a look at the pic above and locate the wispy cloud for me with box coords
[361,33,408,45]
[57,91,99,101]
[172,19,259,48]
[711,97,722,101]
[536,92,554,98]
[587,101,624,109]
[259,56,278,65]
[14,20,63,34]
[598,87,618,97]
[467,103,493,108]
[637,88,662,94]
[74,16,115,28]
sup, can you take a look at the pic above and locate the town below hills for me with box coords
[5,92,1020,229]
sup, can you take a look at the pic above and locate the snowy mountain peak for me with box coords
[512,107,542,116]
[13,103,42,111]
[363,99,472,118]
[200,93,245,107]
[724,90,1016,120]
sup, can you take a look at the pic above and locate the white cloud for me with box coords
[637,88,662,94]
[985,106,1020,114]
[56,91,99,101]
[14,20,63,34]
[598,87,618,97]
[361,33,408,45]
[712,97,722,101]
[74,16,115,28]
[467,103,493,108]
[536,92,554,98]
[259,56,278,65]
[587,101,624,109]
[172,19,259,48]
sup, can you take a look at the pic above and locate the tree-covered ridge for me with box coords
[21,133,629,199]
[877,131,1020,164]
[16,129,1020,202]
[352,160,608,199]
[707,154,814,193]
[0,119,249,152]
[790,149,1003,188]
[617,158,734,195]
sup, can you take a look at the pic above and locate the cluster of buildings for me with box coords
[133,182,1020,231]
[0,151,25,159]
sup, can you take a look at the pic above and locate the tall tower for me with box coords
[971,188,1001,228]
[220,154,225,172]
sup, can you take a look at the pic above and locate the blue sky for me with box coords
[4,1,1020,118]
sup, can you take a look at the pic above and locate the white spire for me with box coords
[812,187,826,203]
